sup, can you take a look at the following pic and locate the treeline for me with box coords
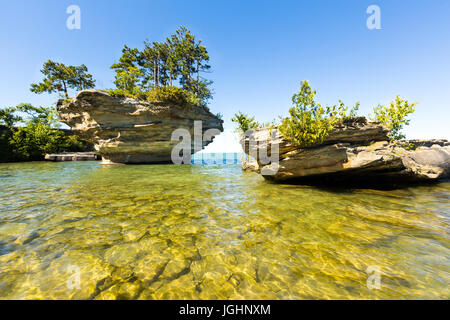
[0,61,96,162]
[110,26,212,105]
[0,104,92,162]
[29,26,213,107]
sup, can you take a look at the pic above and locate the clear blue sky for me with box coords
[1,0,449,151]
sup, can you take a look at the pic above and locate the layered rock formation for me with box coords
[58,90,223,164]
[241,117,450,184]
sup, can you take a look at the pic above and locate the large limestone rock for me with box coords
[57,90,223,164]
[241,118,450,184]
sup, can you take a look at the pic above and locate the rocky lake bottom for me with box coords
[0,161,449,299]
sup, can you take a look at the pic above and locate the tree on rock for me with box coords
[30,60,96,99]
[110,46,143,95]
[109,26,213,106]
[279,81,360,148]
[370,96,418,140]
[232,111,260,133]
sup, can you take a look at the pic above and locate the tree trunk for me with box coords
[62,81,69,99]
[157,52,160,87]
[153,61,157,88]
[196,60,200,83]
[156,62,159,87]
[196,60,200,96]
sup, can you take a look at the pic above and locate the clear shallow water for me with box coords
[0,161,449,300]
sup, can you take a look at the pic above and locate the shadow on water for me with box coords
[265,174,450,192]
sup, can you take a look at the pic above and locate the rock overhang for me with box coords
[57,90,224,164]
[241,118,450,185]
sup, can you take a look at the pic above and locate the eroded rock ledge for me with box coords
[58,90,223,164]
[241,117,450,184]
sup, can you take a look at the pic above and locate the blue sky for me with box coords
[1,0,449,151]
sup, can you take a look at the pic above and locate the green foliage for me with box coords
[105,89,139,99]
[0,104,91,163]
[107,86,207,108]
[113,67,143,96]
[30,60,96,99]
[370,96,418,140]
[0,107,21,128]
[110,26,213,106]
[9,121,65,161]
[140,40,171,89]
[15,103,58,126]
[336,100,360,120]
[191,79,213,106]
[231,112,260,133]
[0,126,15,162]
[110,46,143,95]
[146,86,189,106]
[279,81,359,148]
[185,91,202,106]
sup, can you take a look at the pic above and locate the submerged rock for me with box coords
[241,118,450,184]
[57,90,223,164]
[45,152,100,162]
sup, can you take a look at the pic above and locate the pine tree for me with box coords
[110,26,214,105]
[31,60,95,99]
[110,46,142,94]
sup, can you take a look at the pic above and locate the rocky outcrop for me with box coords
[57,90,223,164]
[45,152,100,162]
[241,118,450,184]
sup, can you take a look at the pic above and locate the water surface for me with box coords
[0,162,449,299]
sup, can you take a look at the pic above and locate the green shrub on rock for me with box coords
[146,86,189,106]
[106,89,142,99]
[279,81,359,148]
[107,86,205,108]
[370,96,418,140]
[231,112,260,133]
